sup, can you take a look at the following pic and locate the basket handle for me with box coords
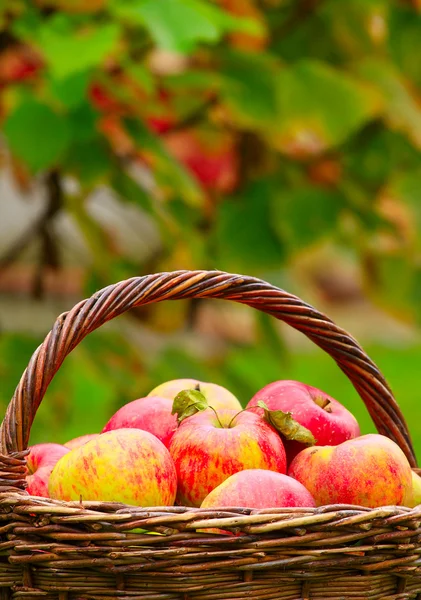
[0,270,416,491]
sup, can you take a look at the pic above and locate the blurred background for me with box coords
[1,0,421,457]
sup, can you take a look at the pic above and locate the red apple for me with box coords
[64,433,99,450]
[247,380,360,464]
[201,469,316,509]
[49,428,177,506]
[149,379,242,412]
[26,443,70,497]
[168,408,287,507]
[102,396,177,447]
[288,434,413,508]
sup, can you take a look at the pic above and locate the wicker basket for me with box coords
[1,270,420,600]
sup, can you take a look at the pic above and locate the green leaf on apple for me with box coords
[257,401,317,445]
[172,389,209,423]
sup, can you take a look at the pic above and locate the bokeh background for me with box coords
[1,0,421,458]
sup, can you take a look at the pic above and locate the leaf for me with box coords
[172,389,209,423]
[4,100,71,172]
[219,51,280,128]
[50,71,91,109]
[389,7,421,89]
[363,252,416,322]
[273,186,344,251]
[111,0,261,54]
[66,139,112,184]
[67,103,99,143]
[214,179,286,272]
[272,60,381,156]
[257,401,317,445]
[356,58,421,150]
[39,20,120,79]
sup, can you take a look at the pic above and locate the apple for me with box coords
[247,380,360,463]
[102,396,178,447]
[408,471,421,508]
[288,434,413,508]
[49,429,177,506]
[26,443,70,497]
[64,433,99,450]
[168,408,287,507]
[201,469,316,509]
[149,379,242,412]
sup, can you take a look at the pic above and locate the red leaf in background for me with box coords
[0,46,43,85]
[165,130,238,193]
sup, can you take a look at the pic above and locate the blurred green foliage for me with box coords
[1,0,421,458]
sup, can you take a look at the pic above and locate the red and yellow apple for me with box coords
[247,380,360,463]
[64,433,99,450]
[49,428,177,506]
[201,469,316,509]
[26,443,70,497]
[168,408,286,507]
[288,434,413,508]
[149,379,242,412]
[408,471,421,508]
[102,396,177,447]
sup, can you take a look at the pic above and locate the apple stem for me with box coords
[208,406,224,429]
[313,396,332,412]
[227,409,245,429]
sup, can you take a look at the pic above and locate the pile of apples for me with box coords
[26,379,421,519]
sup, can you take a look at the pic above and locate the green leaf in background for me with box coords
[11,6,43,42]
[112,0,261,54]
[67,103,99,143]
[385,168,421,249]
[272,60,381,156]
[50,71,91,109]
[389,7,421,89]
[39,20,120,79]
[214,179,286,272]
[273,186,343,251]
[66,139,113,184]
[320,0,387,60]
[4,100,71,172]
[357,59,421,151]
[343,127,414,192]
[364,252,416,322]
[219,51,280,129]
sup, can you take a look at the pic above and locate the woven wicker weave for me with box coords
[1,270,420,600]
